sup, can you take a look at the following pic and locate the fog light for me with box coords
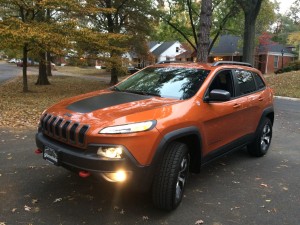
[115,170,126,182]
[97,146,123,159]
[102,170,127,182]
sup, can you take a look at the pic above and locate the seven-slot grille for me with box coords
[40,113,89,146]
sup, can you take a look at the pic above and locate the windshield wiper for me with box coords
[111,86,121,92]
[122,89,161,97]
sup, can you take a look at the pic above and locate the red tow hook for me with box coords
[79,171,91,178]
[35,149,43,154]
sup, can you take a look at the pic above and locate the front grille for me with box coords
[40,113,89,146]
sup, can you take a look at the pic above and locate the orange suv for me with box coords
[35,61,274,210]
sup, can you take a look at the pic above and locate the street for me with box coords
[0,61,21,84]
[0,98,299,225]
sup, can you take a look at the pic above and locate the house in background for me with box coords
[175,34,297,74]
[256,43,296,74]
[151,41,187,63]
[208,35,243,62]
[124,41,190,68]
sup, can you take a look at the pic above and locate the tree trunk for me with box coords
[46,51,52,76]
[36,51,50,85]
[110,66,118,85]
[196,0,213,63]
[242,12,256,64]
[235,0,263,65]
[22,44,29,92]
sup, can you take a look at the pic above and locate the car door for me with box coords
[233,69,262,135]
[201,69,247,155]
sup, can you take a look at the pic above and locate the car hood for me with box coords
[45,90,180,129]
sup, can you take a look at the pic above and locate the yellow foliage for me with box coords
[288,32,300,46]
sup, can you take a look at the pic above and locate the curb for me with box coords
[275,96,300,101]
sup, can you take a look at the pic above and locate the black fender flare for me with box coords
[256,106,274,133]
[151,126,202,173]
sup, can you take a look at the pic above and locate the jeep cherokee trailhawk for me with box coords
[35,61,274,210]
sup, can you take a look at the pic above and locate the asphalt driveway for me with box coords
[0,98,299,225]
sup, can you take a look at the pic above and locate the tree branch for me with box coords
[160,16,197,51]
[186,0,198,47]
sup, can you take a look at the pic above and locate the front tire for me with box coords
[152,142,190,211]
[248,117,272,157]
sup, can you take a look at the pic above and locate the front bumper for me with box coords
[35,132,155,190]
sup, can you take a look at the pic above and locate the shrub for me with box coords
[275,60,300,74]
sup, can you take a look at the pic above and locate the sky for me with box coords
[273,0,295,14]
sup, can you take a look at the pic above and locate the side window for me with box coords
[208,70,234,97]
[234,70,256,95]
[253,72,266,90]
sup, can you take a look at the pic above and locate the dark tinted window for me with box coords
[234,70,256,95]
[116,67,210,100]
[253,73,266,90]
[209,70,234,97]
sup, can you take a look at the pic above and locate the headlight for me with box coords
[99,120,156,134]
[97,146,123,159]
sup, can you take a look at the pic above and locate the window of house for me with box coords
[176,47,179,53]
[234,70,257,95]
[274,56,279,68]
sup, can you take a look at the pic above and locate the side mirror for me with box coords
[205,89,231,102]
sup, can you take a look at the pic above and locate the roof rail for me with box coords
[212,61,253,67]
[156,60,191,64]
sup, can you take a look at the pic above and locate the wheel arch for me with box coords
[258,106,274,128]
[152,126,202,173]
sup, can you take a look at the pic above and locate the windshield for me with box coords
[115,67,210,100]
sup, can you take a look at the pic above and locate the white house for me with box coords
[123,41,189,68]
[151,41,187,63]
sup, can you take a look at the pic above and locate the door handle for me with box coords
[233,103,241,108]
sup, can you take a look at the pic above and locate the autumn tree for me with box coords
[83,0,154,85]
[0,0,80,90]
[153,0,241,60]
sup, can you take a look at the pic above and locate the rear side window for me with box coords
[234,70,256,95]
[253,73,266,90]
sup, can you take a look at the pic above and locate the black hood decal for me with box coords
[67,92,152,113]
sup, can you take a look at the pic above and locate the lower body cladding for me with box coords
[35,132,155,191]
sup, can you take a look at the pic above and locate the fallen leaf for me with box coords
[32,199,38,204]
[282,187,288,191]
[230,206,240,211]
[265,199,271,203]
[53,198,62,203]
[120,209,125,215]
[11,208,17,213]
[0,222,6,225]
[143,216,149,221]
[24,205,31,211]
[195,220,204,224]
[260,183,268,188]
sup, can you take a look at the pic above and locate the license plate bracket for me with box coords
[43,146,59,165]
